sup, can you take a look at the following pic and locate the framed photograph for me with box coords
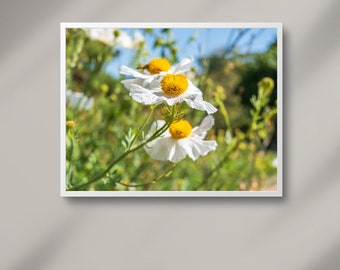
[61,23,282,197]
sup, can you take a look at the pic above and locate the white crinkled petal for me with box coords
[129,84,162,105]
[122,76,161,90]
[203,100,218,114]
[183,83,217,114]
[136,80,217,112]
[148,120,166,136]
[143,75,162,88]
[148,77,162,89]
[145,137,187,162]
[121,78,145,89]
[170,142,188,162]
[191,115,215,138]
[120,65,150,79]
[156,95,185,106]
[184,95,217,114]
[184,81,203,97]
[184,96,205,111]
[170,57,194,74]
[177,139,197,160]
[178,137,217,161]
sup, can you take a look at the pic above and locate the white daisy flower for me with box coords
[121,57,216,114]
[130,31,145,49]
[145,115,217,162]
[130,73,217,114]
[66,90,94,111]
[85,28,115,45]
[115,30,145,49]
[120,57,193,89]
[84,28,144,49]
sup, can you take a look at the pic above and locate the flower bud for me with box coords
[66,120,76,128]
[258,77,275,96]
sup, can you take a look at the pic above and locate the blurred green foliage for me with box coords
[65,28,278,192]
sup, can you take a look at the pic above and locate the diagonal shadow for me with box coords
[0,0,68,59]
[0,0,133,101]
[242,0,340,233]
[304,236,340,270]
[9,214,84,270]
[297,0,340,81]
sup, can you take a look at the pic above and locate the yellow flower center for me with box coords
[169,120,192,139]
[160,74,189,96]
[147,58,171,74]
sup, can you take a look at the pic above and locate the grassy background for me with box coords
[65,28,278,191]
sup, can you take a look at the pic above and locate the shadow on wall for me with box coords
[297,0,340,81]
[10,215,83,270]
[304,237,340,270]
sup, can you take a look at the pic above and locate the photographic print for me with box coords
[60,23,282,197]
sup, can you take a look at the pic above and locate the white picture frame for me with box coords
[60,22,282,197]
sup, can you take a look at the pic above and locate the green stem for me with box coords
[118,163,177,188]
[128,105,156,150]
[215,97,232,131]
[66,129,77,186]
[68,137,75,185]
[198,140,239,190]
[67,106,176,191]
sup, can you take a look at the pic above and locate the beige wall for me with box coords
[1,0,340,269]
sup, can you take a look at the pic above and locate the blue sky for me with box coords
[106,28,277,77]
